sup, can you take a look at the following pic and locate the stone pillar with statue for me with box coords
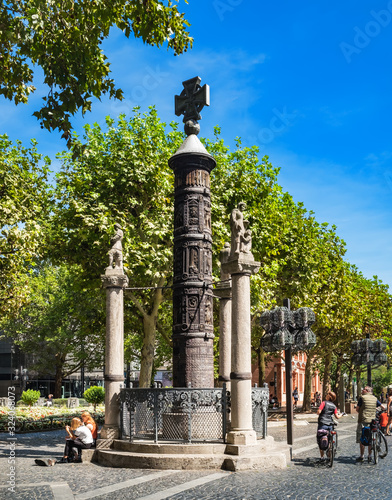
[100,224,128,443]
[222,202,260,445]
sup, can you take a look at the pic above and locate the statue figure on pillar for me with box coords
[107,223,123,270]
[230,202,252,259]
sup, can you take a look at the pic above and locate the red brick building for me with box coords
[252,351,322,407]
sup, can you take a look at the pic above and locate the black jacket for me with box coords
[318,400,336,427]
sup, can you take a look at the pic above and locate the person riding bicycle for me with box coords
[316,391,344,463]
[355,385,382,462]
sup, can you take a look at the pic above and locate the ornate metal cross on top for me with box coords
[175,76,210,135]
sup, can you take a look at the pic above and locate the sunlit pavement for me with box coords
[1,414,390,499]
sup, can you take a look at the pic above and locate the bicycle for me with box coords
[370,410,388,464]
[326,422,338,468]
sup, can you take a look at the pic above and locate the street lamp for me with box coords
[351,334,387,387]
[260,299,316,445]
[14,367,29,391]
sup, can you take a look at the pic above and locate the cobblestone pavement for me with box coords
[1,414,391,499]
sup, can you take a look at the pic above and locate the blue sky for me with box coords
[2,1,392,288]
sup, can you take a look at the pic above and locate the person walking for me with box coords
[293,387,299,409]
[355,386,381,462]
[386,389,392,435]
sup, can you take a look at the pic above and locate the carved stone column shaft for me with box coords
[169,137,216,388]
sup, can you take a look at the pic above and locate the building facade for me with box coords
[252,351,322,407]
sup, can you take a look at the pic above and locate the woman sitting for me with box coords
[59,417,94,463]
[81,411,98,447]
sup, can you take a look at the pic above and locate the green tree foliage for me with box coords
[4,108,392,394]
[20,389,40,406]
[0,263,105,397]
[0,0,192,142]
[83,386,105,410]
[0,134,52,316]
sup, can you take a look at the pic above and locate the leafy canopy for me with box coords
[0,134,52,316]
[0,0,192,142]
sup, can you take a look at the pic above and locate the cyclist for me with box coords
[355,386,382,462]
[316,391,344,463]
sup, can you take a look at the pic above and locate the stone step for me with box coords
[95,448,287,471]
[111,440,227,455]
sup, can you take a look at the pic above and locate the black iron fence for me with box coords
[120,383,268,444]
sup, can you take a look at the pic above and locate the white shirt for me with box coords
[74,425,94,444]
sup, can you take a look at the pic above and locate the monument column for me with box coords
[100,224,128,441]
[170,76,216,388]
[215,243,232,390]
[222,203,260,445]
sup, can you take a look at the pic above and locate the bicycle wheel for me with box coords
[327,434,334,468]
[378,430,388,459]
[372,432,379,464]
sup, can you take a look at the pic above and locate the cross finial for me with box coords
[175,76,210,136]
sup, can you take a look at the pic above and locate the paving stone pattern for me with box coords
[1,415,391,499]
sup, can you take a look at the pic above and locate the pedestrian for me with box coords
[355,386,382,462]
[316,391,344,463]
[81,411,98,447]
[379,406,389,435]
[46,394,53,407]
[58,417,94,463]
[386,389,392,435]
[293,387,299,409]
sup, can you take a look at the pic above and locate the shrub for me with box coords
[20,389,41,407]
[83,386,105,410]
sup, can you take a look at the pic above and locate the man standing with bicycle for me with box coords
[355,386,381,462]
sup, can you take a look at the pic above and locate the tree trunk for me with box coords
[54,364,63,399]
[356,367,363,401]
[322,351,332,399]
[138,283,164,388]
[334,354,344,411]
[139,314,157,388]
[347,365,354,399]
[258,348,266,387]
[303,355,312,412]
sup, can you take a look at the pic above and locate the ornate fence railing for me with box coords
[120,383,268,444]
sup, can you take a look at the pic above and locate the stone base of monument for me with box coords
[89,436,290,471]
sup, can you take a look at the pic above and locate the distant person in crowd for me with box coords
[355,386,381,462]
[316,391,344,463]
[81,411,98,446]
[386,389,392,435]
[293,387,299,409]
[59,417,93,463]
[379,406,389,435]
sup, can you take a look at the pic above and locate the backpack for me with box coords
[317,429,329,450]
[360,426,371,446]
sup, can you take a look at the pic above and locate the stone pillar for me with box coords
[100,225,128,441]
[222,204,260,445]
[169,133,216,388]
[215,243,232,390]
